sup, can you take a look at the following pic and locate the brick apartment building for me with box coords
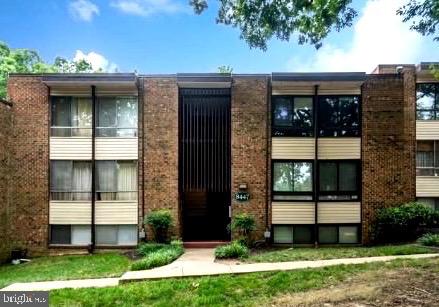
[0,63,438,260]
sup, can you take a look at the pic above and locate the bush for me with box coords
[417,233,439,247]
[231,213,256,246]
[131,240,184,271]
[215,241,249,259]
[375,202,438,243]
[145,210,173,243]
[137,243,167,256]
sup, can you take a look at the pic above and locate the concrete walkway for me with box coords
[2,249,438,291]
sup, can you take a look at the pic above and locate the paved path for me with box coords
[2,249,438,291]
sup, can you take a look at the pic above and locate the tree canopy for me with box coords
[0,41,93,98]
[191,0,438,51]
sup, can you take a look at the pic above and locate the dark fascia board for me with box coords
[177,73,231,83]
[41,73,137,84]
[272,72,366,82]
[418,62,439,71]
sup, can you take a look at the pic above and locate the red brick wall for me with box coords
[7,76,49,256]
[0,101,13,262]
[141,77,180,238]
[361,70,416,244]
[231,76,270,240]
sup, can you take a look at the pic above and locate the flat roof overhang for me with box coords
[177,73,232,88]
[272,72,366,82]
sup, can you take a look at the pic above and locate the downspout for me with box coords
[313,84,319,248]
[140,78,146,237]
[90,85,96,252]
[265,76,271,235]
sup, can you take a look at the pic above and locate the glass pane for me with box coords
[273,195,313,201]
[117,97,138,137]
[293,97,313,134]
[417,141,434,167]
[51,97,71,136]
[339,226,358,244]
[51,225,71,244]
[417,110,435,120]
[72,162,92,201]
[418,198,436,210]
[51,161,72,191]
[339,162,357,191]
[273,97,293,127]
[293,162,312,192]
[416,83,436,109]
[97,98,117,136]
[293,226,313,244]
[116,161,137,200]
[318,97,338,136]
[71,225,91,245]
[273,162,294,192]
[318,226,338,244]
[273,226,293,244]
[339,97,360,136]
[71,98,92,136]
[118,225,137,245]
[97,161,117,201]
[319,162,337,191]
[96,225,117,245]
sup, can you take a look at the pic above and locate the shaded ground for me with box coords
[268,259,439,307]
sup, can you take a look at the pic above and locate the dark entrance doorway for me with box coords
[179,88,231,241]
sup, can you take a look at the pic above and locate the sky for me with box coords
[0,0,436,74]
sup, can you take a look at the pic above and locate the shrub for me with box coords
[417,233,439,247]
[215,241,249,259]
[131,241,184,271]
[375,202,438,243]
[145,210,173,243]
[137,243,167,257]
[231,213,256,246]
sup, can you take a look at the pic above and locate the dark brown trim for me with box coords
[313,85,319,247]
[91,85,96,251]
[46,85,51,248]
[265,76,271,231]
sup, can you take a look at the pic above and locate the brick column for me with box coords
[361,70,416,244]
[7,76,49,256]
[231,76,269,240]
[142,77,180,238]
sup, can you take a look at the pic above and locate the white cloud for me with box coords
[69,0,100,21]
[111,0,187,17]
[287,0,430,73]
[73,50,118,72]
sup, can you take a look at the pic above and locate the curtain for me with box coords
[117,97,138,137]
[51,97,71,136]
[97,161,116,200]
[72,162,92,200]
[71,98,92,137]
[97,98,117,137]
[51,161,72,200]
[117,161,137,200]
[417,152,434,168]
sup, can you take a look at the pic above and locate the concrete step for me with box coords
[183,241,229,248]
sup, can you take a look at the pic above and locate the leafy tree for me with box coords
[397,0,439,42]
[218,65,233,74]
[191,0,358,50]
[0,41,94,98]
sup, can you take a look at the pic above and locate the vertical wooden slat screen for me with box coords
[179,88,231,194]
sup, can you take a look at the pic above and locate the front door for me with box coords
[179,88,231,241]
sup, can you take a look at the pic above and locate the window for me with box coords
[96,225,137,245]
[417,198,439,211]
[272,96,313,136]
[96,161,137,201]
[272,161,313,200]
[416,141,439,176]
[416,83,439,120]
[318,96,360,137]
[50,161,92,201]
[318,225,359,244]
[273,225,314,244]
[50,225,91,245]
[51,97,92,137]
[96,96,138,137]
[318,161,360,200]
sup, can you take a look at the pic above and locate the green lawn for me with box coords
[50,257,439,306]
[246,244,436,263]
[0,253,131,289]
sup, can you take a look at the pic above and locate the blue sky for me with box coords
[0,0,436,74]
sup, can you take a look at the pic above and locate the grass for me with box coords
[417,233,439,247]
[0,253,131,289]
[246,244,436,263]
[131,241,184,271]
[50,257,439,306]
